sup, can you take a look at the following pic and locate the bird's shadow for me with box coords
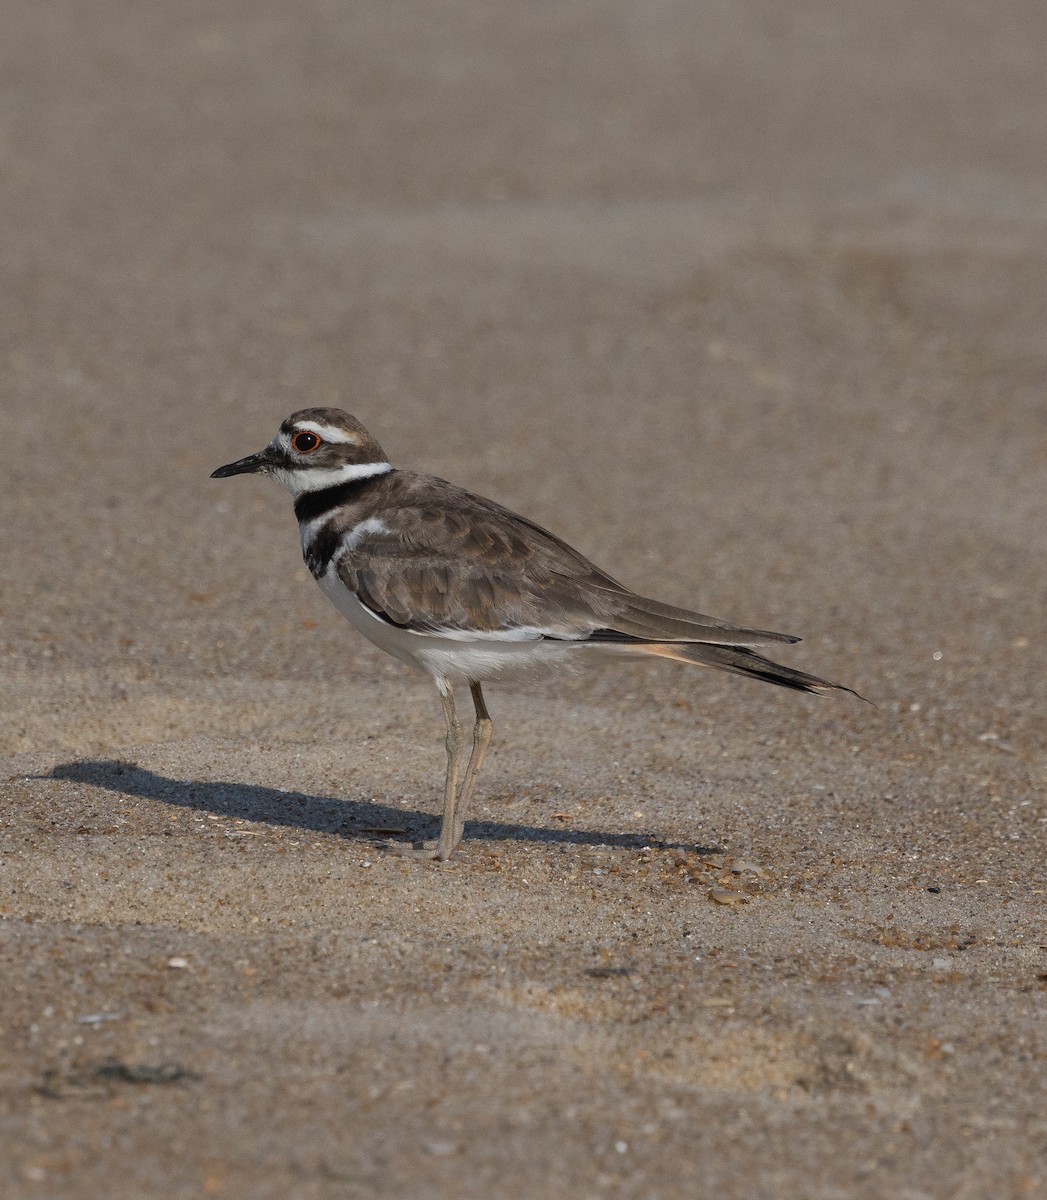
[44,760,709,854]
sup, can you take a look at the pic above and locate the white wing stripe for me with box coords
[405,624,587,643]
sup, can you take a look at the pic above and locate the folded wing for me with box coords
[334,474,801,648]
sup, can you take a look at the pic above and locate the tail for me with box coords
[642,641,865,699]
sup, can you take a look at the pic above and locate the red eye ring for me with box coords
[292,431,321,453]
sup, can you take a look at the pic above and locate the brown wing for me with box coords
[335,473,798,646]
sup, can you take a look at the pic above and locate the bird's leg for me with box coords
[435,679,464,861]
[450,682,494,850]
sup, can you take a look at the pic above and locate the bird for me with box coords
[212,408,859,860]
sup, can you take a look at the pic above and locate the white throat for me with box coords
[274,460,392,498]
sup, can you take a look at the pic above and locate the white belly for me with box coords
[315,565,594,685]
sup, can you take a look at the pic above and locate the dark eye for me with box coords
[292,431,321,453]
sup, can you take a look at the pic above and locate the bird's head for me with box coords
[211,408,391,497]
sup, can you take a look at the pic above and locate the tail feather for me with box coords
[595,588,801,648]
[642,641,863,698]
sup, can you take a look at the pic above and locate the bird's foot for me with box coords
[385,835,459,863]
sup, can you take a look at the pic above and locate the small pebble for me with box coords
[730,862,768,877]
[423,1141,457,1157]
[166,957,189,970]
[708,889,746,906]
[77,1012,124,1025]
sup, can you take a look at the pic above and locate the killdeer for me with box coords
[212,408,858,860]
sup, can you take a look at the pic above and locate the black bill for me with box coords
[210,447,278,478]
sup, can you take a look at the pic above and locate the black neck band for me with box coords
[293,470,393,523]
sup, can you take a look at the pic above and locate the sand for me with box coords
[2,2,1045,1197]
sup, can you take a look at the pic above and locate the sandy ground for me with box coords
[2,2,1046,1197]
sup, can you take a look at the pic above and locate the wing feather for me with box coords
[331,473,799,647]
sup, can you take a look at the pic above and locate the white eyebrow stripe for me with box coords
[292,420,361,445]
